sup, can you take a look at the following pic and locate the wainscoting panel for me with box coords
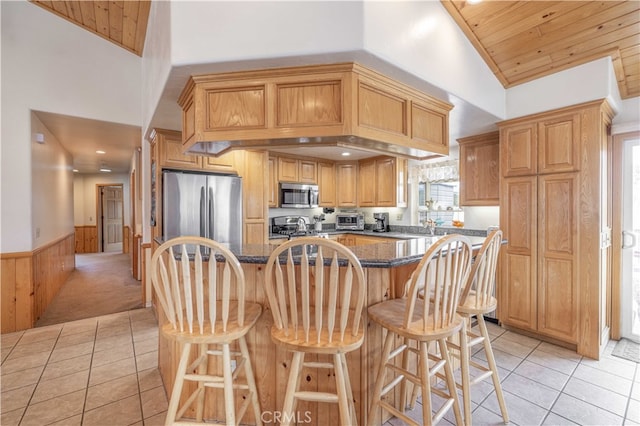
[0,233,75,333]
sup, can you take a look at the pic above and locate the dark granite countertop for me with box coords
[197,235,488,268]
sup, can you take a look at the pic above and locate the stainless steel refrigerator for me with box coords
[162,170,242,245]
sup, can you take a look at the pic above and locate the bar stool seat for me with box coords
[264,237,366,426]
[150,236,263,426]
[448,229,509,425]
[368,234,473,426]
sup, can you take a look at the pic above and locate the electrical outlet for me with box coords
[396,214,403,221]
[35,227,40,238]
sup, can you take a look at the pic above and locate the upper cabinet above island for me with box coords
[177,63,453,161]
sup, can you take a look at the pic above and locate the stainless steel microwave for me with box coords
[279,183,319,208]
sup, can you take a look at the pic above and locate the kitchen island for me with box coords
[155,235,488,425]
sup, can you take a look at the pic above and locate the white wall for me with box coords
[31,113,75,249]
[1,0,142,253]
[506,58,614,119]
[362,1,505,118]
[169,1,365,66]
[73,174,131,228]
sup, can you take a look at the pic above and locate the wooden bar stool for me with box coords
[150,236,263,426]
[447,229,509,424]
[264,237,366,426]
[368,234,473,426]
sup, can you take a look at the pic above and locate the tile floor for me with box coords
[1,309,638,425]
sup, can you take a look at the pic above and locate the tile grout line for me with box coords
[16,326,63,426]
[130,311,147,426]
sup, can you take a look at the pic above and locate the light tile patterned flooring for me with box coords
[1,308,639,425]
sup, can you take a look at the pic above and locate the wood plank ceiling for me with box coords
[441,0,640,99]
[31,1,639,99]
[31,0,151,56]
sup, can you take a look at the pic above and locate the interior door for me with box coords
[620,136,640,342]
[103,186,123,252]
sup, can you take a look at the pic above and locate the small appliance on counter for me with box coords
[335,212,364,231]
[373,212,389,232]
[271,216,310,237]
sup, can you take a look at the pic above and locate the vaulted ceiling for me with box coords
[28,0,639,172]
[31,0,150,56]
[441,0,639,99]
[32,0,639,99]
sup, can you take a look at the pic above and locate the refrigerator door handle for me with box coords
[209,186,215,240]
[200,186,206,238]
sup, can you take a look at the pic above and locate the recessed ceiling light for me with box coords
[99,168,112,172]
[72,169,79,173]
[467,0,482,4]
[96,150,106,154]
[341,152,351,156]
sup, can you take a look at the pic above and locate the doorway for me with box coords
[97,184,124,253]
[612,132,640,343]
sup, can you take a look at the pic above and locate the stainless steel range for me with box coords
[271,216,311,237]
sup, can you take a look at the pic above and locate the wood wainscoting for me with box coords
[74,226,97,253]
[1,233,75,333]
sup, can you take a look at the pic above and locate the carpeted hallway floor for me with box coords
[35,252,143,327]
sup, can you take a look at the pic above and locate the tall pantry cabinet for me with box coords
[498,99,614,359]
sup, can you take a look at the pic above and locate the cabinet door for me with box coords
[459,134,499,205]
[537,173,579,342]
[375,157,396,207]
[268,157,278,207]
[318,162,336,207]
[299,160,317,183]
[336,163,358,207]
[161,133,201,169]
[396,158,408,208]
[538,113,580,174]
[501,123,537,177]
[500,176,537,331]
[202,151,237,173]
[278,157,298,182]
[358,160,376,207]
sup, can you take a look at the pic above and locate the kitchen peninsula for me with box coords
[155,234,488,425]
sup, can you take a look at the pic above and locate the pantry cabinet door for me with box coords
[501,123,537,177]
[537,173,579,342]
[500,176,537,331]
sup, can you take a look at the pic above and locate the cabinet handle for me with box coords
[622,230,637,249]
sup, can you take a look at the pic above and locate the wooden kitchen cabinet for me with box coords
[358,156,398,207]
[498,100,614,358]
[179,63,452,160]
[277,156,298,182]
[276,156,317,184]
[537,172,579,342]
[358,159,376,206]
[317,161,336,207]
[201,151,237,173]
[158,129,200,170]
[500,176,537,332]
[336,162,358,207]
[501,113,580,178]
[268,157,278,208]
[458,131,499,206]
[154,128,237,173]
[396,158,408,208]
[299,160,317,183]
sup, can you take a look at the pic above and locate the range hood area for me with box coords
[178,63,453,161]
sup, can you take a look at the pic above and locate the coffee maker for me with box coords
[373,212,389,232]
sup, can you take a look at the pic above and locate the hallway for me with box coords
[36,252,142,327]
